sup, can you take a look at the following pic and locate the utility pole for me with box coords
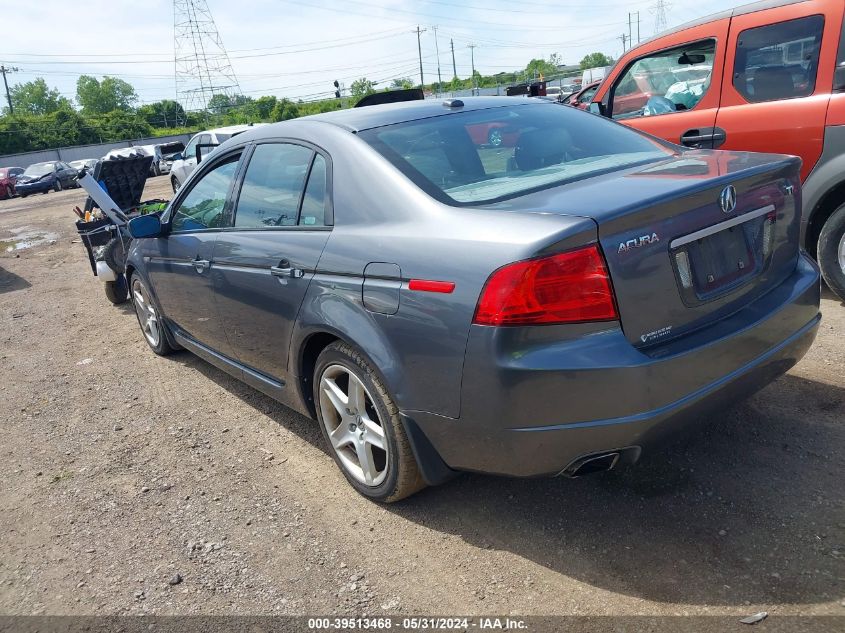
[414,26,427,90]
[636,11,641,43]
[620,33,628,54]
[0,65,18,114]
[450,38,457,80]
[432,26,443,96]
[468,44,477,96]
[628,13,633,48]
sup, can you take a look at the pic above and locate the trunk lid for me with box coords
[487,150,802,346]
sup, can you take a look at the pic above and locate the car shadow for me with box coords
[163,351,845,607]
[0,265,31,294]
[389,373,845,606]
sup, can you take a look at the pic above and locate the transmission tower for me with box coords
[173,0,241,119]
[652,0,670,35]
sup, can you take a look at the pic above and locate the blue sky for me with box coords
[0,0,743,108]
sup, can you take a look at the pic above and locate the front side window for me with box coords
[836,12,845,91]
[183,137,198,161]
[170,155,240,232]
[733,15,824,102]
[361,103,670,205]
[577,84,599,104]
[234,143,314,228]
[611,39,716,119]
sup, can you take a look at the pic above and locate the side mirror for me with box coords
[172,152,183,161]
[128,214,163,239]
[587,102,605,116]
[196,143,218,164]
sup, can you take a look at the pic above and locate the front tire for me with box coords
[54,179,62,193]
[314,342,425,503]
[130,275,174,355]
[818,203,845,301]
[171,177,180,193]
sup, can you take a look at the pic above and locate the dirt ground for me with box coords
[0,176,842,620]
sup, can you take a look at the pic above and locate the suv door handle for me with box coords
[680,127,726,149]
[270,259,304,279]
[192,257,210,273]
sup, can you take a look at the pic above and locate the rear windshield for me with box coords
[359,103,671,204]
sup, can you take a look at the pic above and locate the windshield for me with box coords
[359,103,671,205]
[24,163,55,177]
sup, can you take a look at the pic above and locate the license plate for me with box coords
[687,224,755,293]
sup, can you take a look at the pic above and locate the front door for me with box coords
[212,142,332,382]
[596,18,730,149]
[715,1,840,181]
[147,152,242,356]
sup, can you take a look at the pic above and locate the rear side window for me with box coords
[360,104,670,205]
[235,143,314,228]
[733,15,824,102]
[299,154,328,226]
[835,13,845,91]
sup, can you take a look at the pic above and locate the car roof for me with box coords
[638,0,806,46]
[295,97,540,133]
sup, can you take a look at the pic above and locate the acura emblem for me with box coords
[719,185,737,214]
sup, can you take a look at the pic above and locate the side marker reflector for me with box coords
[408,279,455,294]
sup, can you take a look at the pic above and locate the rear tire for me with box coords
[0,185,9,200]
[104,275,129,305]
[130,274,174,356]
[314,342,425,503]
[818,203,845,301]
[171,177,179,193]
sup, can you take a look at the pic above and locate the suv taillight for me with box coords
[473,244,618,326]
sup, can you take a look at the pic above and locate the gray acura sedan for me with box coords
[126,98,821,502]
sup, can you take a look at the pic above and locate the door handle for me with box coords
[192,257,210,273]
[270,259,304,279]
[680,127,726,149]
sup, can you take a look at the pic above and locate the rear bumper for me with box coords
[409,253,821,477]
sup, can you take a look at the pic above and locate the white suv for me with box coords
[170,124,264,192]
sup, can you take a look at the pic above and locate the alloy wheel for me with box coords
[319,364,389,487]
[132,279,160,347]
[488,129,503,147]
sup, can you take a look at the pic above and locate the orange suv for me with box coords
[590,0,845,300]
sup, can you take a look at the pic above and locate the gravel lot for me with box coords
[0,176,843,619]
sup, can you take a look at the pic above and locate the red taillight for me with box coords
[473,244,618,326]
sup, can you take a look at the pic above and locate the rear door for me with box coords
[596,18,730,148]
[715,0,841,181]
[211,141,332,383]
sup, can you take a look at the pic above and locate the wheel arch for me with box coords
[802,127,845,259]
[804,177,845,260]
[294,326,456,486]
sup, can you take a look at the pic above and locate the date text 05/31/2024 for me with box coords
[307,617,528,630]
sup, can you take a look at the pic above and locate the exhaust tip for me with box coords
[565,452,620,478]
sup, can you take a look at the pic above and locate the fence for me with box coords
[0,133,194,170]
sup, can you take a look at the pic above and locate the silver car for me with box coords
[125,98,820,502]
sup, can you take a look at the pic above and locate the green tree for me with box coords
[207,93,233,115]
[270,98,300,121]
[525,56,559,80]
[350,78,376,101]
[580,52,614,70]
[255,95,278,119]
[390,78,413,90]
[137,100,186,127]
[76,75,138,114]
[88,110,153,141]
[8,78,69,115]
